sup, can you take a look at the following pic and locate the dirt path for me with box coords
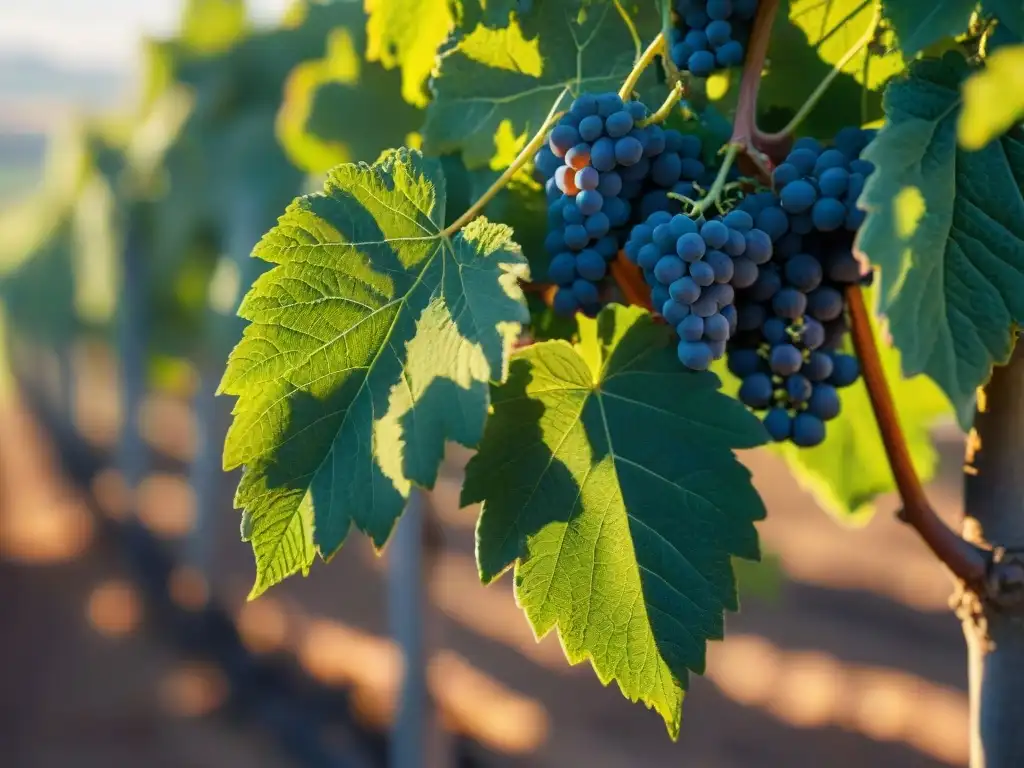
[0,369,971,767]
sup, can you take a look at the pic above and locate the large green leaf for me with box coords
[220,149,529,597]
[989,2,1024,37]
[884,0,1022,55]
[882,0,974,55]
[958,45,1024,150]
[463,305,768,736]
[857,53,1024,427]
[423,0,662,169]
[440,153,548,273]
[758,0,902,136]
[365,0,454,107]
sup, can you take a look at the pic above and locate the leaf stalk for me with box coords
[619,33,666,101]
[638,81,686,126]
[441,107,564,238]
[671,142,742,216]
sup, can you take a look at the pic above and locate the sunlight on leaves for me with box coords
[424,0,661,169]
[858,53,1024,427]
[759,0,902,135]
[277,15,423,173]
[958,45,1024,151]
[220,149,529,597]
[365,0,455,107]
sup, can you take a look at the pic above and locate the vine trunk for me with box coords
[963,341,1024,767]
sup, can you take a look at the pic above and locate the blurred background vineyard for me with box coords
[0,1,974,766]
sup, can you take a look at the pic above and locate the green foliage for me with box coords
[881,0,974,55]
[180,0,248,54]
[365,0,454,107]
[440,154,549,275]
[277,7,423,174]
[758,0,901,135]
[858,53,1024,427]
[423,0,661,169]
[463,306,767,735]
[0,206,77,347]
[958,44,1024,150]
[0,124,124,345]
[13,0,1024,743]
[990,4,1024,37]
[220,149,529,597]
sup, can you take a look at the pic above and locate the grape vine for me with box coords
[5,0,1024,757]
[192,0,1021,743]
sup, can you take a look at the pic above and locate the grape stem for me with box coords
[613,0,644,61]
[845,283,987,588]
[759,4,882,144]
[619,33,666,101]
[440,103,565,238]
[638,81,685,126]
[670,141,742,216]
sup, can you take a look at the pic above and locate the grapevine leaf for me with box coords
[440,153,548,273]
[758,0,902,136]
[277,9,423,173]
[423,0,661,169]
[882,0,973,55]
[220,149,529,597]
[365,0,454,107]
[958,45,1024,150]
[463,305,768,736]
[857,53,1024,427]
[988,3,1024,37]
[526,290,580,342]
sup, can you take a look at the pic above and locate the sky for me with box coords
[0,0,292,69]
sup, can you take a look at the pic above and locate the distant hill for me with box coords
[0,52,127,108]
[0,53,129,201]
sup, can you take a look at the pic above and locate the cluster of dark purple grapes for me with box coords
[725,129,874,447]
[535,92,715,316]
[669,0,758,77]
[623,209,774,371]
